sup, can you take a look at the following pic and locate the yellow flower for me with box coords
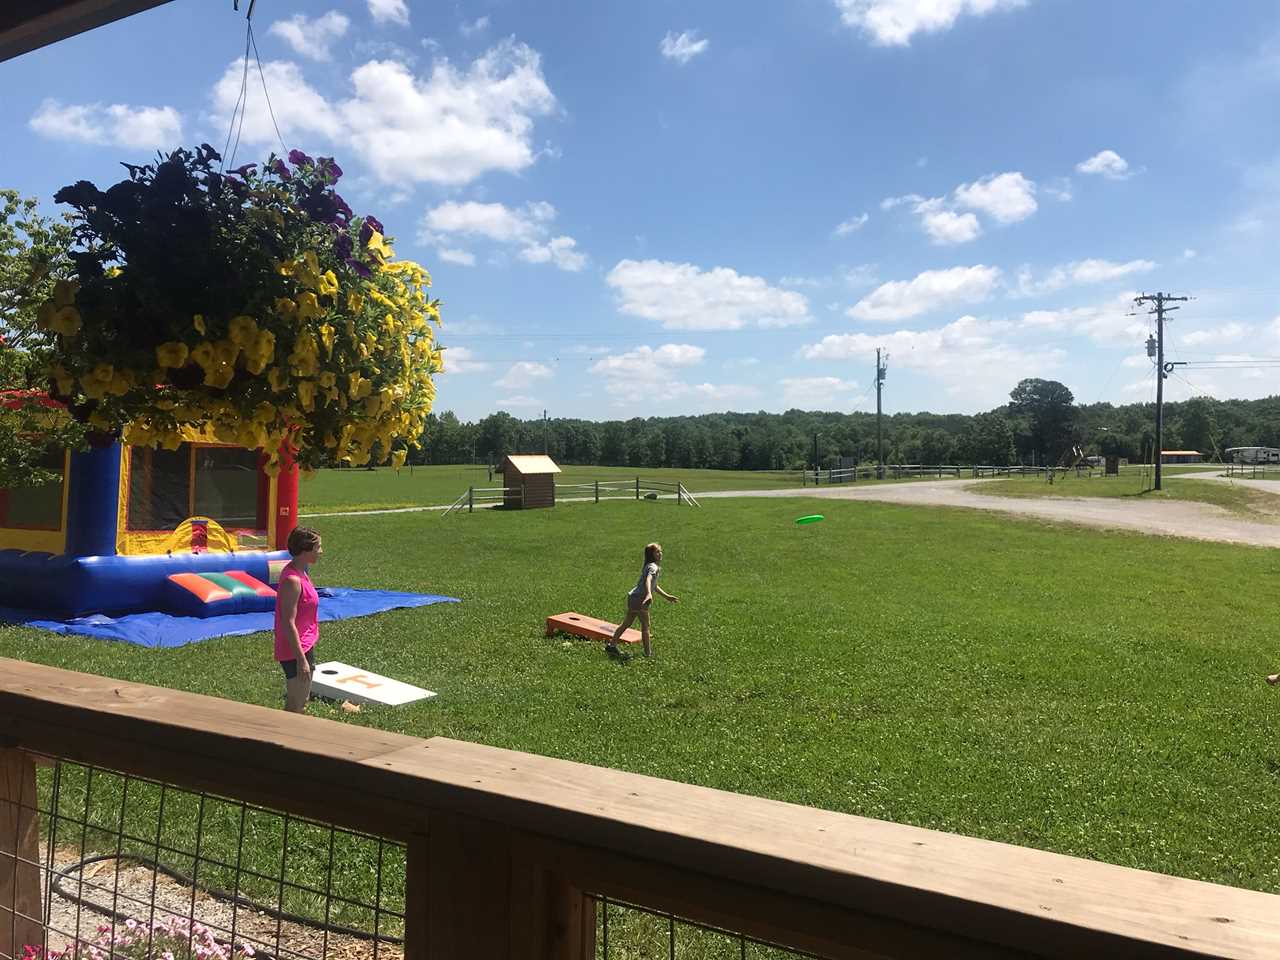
[243,329,276,375]
[190,341,216,371]
[297,380,317,411]
[318,271,339,297]
[317,323,335,356]
[193,314,207,335]
[390,449,407,471]
[295,291,322,323]
[252,401,277,424]
[346,291,364,313]
[49,306,82,336]
[52,279,79,307]
[204,362,235,389]
[80,363,114,400]
[105,372,131,397]
[366,231,394,262]
[275,297,298,321]
[268,367,290,393]
[214,339,240,365]
[318,370,337,389]
[229,315,259,346]
[155,342,189,368]
[105,266,123,279]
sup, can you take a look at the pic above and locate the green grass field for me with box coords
[298,463,961,514]
[979,473,1280,521]
[5,494,1280,906]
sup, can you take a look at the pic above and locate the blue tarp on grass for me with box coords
[0,587,460,648]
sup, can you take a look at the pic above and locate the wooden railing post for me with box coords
[635,477,640,500]
[424,811,594,960]
[594,480,599,504]
[0,749,41,960]
[468,485,474,513]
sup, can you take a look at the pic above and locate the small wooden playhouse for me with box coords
[499,455,560,509]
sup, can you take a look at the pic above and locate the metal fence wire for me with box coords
[10,754,404,960]
[590,897,819,960]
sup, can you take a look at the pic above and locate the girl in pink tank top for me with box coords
[274,526,324,713]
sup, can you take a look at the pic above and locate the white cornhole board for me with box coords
[311,661,436,706]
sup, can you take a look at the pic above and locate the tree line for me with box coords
[413,379,1280,470]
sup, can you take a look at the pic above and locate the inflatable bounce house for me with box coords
[0,392,295,618]
[0,392,457,646]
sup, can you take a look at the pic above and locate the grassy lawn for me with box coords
[299,463,961,514]
[978,473,1280,521]
[5,495,1280,911]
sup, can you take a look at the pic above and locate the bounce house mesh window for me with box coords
[127,446,189,530]
[0,447,65,530]
[193,446,259,528]
[127,444,265,539]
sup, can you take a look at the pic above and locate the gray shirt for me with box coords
[628,562,659,599]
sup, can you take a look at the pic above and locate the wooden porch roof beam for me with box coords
[0,0,176,63]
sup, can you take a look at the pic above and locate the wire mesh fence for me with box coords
[590,897,819,960]
[10,753,403,960]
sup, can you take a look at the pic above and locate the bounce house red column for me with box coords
[274,449,299,550]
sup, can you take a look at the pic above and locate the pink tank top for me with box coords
[274,566,319,661]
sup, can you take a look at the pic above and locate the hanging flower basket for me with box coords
[37,144,442,471]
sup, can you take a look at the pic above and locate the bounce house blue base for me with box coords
[0,549,291,618]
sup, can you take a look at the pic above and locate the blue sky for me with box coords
[3,0,1278,420]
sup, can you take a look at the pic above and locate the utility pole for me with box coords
[542,409,548,455]
[875,349,888,478]
[812,431,820,484]
[1135,291,1188,491]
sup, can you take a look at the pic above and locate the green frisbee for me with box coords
[794,514,825,525]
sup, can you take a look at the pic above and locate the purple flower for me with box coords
[271,158,291,180]
[288,149,313,167]
[359,215,385,244]
[333,193,353,225]
[229,163,257,178]
[318,157,344,182]
[345,257,373,279]
[335,234,353,260]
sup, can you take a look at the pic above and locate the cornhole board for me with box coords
[311,661,436,706]
[545,612,641,645]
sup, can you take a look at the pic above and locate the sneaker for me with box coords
[1267,674,1279,686]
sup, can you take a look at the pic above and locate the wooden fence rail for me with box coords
[1,660,1278,958]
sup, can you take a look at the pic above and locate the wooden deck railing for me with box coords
[1,659,1278,958]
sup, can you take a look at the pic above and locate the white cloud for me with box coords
[436,247,476,266]
[800,315,1062,407]
[1015,258,1156,296]
[440,346,490,373]
[916,200,983,245]
[780,275,823,288]
[607,260,811,330]
[660,30,709,64]
[1076,149,1130,180]
[589,344,716,404]
[495,394,541,408]
[834,0,1027,46]
[1182,248,1198,260]
[834,212,869,236]
[843,264,880,288]
[518,236,587,271]
[268,11,349,61]
[460,16,490,36]
[367,0,409,26]
[780,377,862,409]
[1019,291,1144,345]
[849,265,1001,322]
[882,172,1035,244]
[422,200,584,271]
[953,171,1037,223]
[495,361,553,389]
[1181,322,1249,346]
[211,40,556,186]
[30,99,182,149]
[1044,178,1073,202]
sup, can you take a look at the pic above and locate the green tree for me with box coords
[1008,378,1077,465]
[0,190,87,489]
[956,412,1015,465]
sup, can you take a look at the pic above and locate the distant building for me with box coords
[1160,450,1203,464]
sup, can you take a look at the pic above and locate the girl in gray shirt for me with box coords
[607,542,679,658]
